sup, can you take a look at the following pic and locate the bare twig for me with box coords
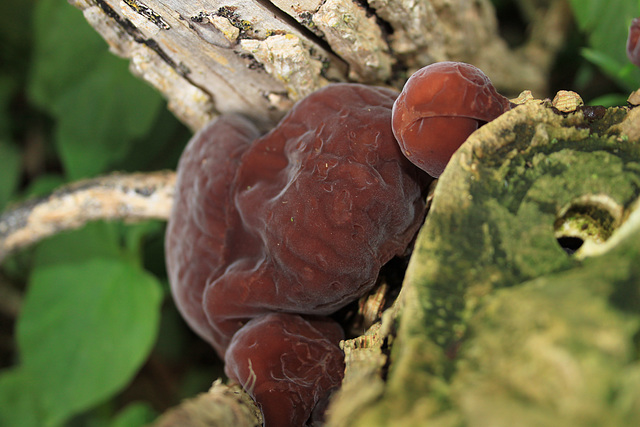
[0,171,176,263]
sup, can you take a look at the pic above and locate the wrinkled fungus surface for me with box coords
[392,62,512,177]
[166,83,431,426]
[627,17,640,68]
[225,313,345,427]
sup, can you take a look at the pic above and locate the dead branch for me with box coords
[0,171,175,263]
[69,0,572,132]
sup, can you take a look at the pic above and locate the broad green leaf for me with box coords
[33,222,123,269]
[0,368,42,427]
[28,0,106,108]
[22,174,66,199]
[568,0,600,30]
[0,74,16,136]
[580,48,639,86]
[52,55,163,179]
[121,221,164,261]
[28,0,163,179]
[0,75,21,211]
[587,93,630,107]
[115,107,189,173]
[570,0,640,91]
[33,220,166,270]
[17,259,163,426]
[570,0,637,56]
[0,0,36,83]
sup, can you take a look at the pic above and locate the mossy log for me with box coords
[328,100,640,426]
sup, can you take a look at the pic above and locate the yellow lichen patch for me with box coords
[627,88,640,106]
[510,90,536,105]
[552,90,584,113]
[209,16,240,43]
[240,34,329,101]
[312,0,392,82]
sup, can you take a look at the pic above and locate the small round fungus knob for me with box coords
[392,62,512,177]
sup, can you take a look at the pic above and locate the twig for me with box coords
[0,171,176,263]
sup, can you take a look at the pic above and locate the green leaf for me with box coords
[17,259,163,426]
[33,222,123,269]
[121,221,164,262]
[0,74,16,137]
[0,0,36,84]
[569,0,640,92]
[581,48,640,93]
[52,56,163,179]
[32,220,166,270]
[0,74,21,211]
[569,0,605,31]
[587,93,630,107]
[28,0,163,179]
[22,174,66,200]
[28,0,105,108]
[0,368,42,427]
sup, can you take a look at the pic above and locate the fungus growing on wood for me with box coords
[391,62,512,177]
[166,83,432,426]
[224,313,345,427]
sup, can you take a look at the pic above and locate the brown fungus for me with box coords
[165,114,260,355]
[166,83,432,426]
[392,62,512,177]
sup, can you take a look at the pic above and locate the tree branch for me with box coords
[69,0,571,133]
[0,171,175,263]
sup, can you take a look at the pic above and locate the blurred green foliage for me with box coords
[0,0,199,426]
[568,0,640,105]
[0,0,638,426]
[29,0,164,180]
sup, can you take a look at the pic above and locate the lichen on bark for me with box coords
[328,101,640,426]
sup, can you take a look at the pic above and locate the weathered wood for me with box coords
[69,0,570,132]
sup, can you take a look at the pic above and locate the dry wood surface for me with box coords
[69,0,570,132]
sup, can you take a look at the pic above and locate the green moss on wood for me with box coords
[332,102,640,426]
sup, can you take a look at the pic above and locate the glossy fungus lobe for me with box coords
[225,313,345,426]
[165,115,259,355]
[392,61,512,177]
[627,17,640,68]
[166,83,432,426]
